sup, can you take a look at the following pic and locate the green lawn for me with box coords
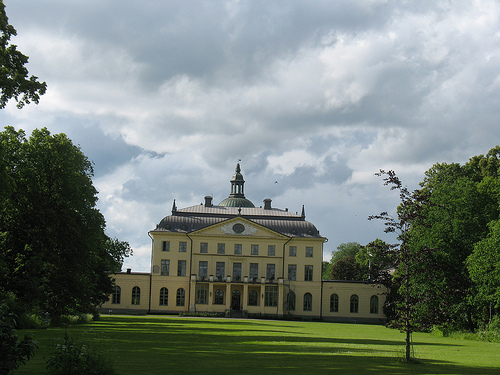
[16,315,500,374]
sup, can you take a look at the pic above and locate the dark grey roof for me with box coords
[152,204,324,239]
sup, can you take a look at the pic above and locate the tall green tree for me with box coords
[467,220,500,324]
[369,170,439,363]
[0,127,131,318]
[0,0,46,108]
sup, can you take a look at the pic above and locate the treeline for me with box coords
[323,146,500,331]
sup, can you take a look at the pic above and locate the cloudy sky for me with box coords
[2,0,500,271]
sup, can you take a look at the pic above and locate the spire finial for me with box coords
[172,199,177,213]
[301,204,305,219]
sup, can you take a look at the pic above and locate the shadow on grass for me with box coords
[17,316,500,375]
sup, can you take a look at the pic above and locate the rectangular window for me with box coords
[217,243,225,254]
[265,286,278,307]
[112,286,121,304]
[266,264,275,281]
[199,261,208,279]
[177,260,186,277]
[251,244,259,255]
[268,245,275,256]
[248,290,258,306]
[179,241,187,252]
[289,246,297,257]
[288,264,297,281]
[306,247,313,257]
[234,244,242,255]
[233,263,242,282]
[200,242,208,253]
[161,259,170,276]
[304,265,313,281]
[162,241,170,252]
[249,263,259,281]
[196,284,208,304]
[216,262,225,280]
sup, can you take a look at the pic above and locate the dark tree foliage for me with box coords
[0,127,131,318]
[0,0,46,108]
[329,256,364,281]
[356,239,396,283]
[0,302,37,375]
[412,147,500,329]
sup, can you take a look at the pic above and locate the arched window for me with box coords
[176,288,185,306]
[112,285,121,304]
[330,293,339,312]
[350,294,359,313]
[131,286,140,305]
[370,295,379,314]
[159,287,168,306]
[214,289,224,305]
[248,290,258,306]
[287,291,296,311]
[303,293,312,311]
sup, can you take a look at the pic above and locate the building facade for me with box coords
[101,164,387,323]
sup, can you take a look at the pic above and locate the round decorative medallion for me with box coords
[232,223,245,233]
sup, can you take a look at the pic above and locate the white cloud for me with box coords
[2,0,500,270]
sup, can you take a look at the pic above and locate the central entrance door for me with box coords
[231,290,241,310]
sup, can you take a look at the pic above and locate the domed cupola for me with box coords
[219,162,255,208]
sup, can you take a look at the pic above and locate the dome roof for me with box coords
[218,162,255,207]
[218,197,255,208]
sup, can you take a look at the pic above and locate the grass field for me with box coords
[16,315,500,374]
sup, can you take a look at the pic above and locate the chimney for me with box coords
[204,196,213,207]
[263,198,272,210]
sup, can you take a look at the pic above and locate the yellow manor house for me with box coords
[101,164,387,323]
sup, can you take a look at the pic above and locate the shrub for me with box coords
[46,332,115,375]
[0,302,38,375]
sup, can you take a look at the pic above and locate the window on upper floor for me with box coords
[288,264,297,281]
[268,245,275,256]
[233,263,242,282]
[199,261,208,279]
[177,260,186,277]
[162,241,170,252]
[217,243,225,254]
[234,244,242,255]
[289,246,297,257]
[266,264,275,281]
[216,262,225,280]
[306,247,313,257]
[251,244,259,255]
[200,242,208,253]
[304,265,313,281]
[249,263,258,281]
[161,259,170,276]
[179,241,187,252]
